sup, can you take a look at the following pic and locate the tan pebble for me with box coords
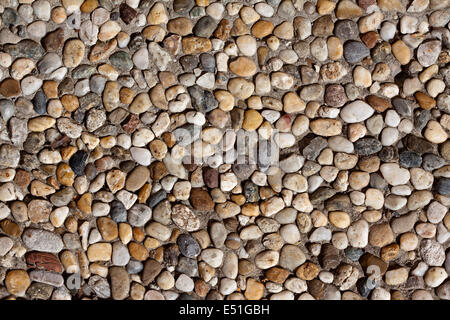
[51,6,67,23]
[310,119,342,136]
[392,40,411,65]
[424,120,447,144]
[87,243,112,262]
[28,116,55,132]
[63,39,85,68]
[251,20,274,38]
[56,163,75,186]
[5,270,30,297]
[229,57,257,77]
[336,0,363,19]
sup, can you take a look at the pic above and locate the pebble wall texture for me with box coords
[0,0,448,301]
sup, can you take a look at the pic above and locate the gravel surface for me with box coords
[0,0,449,300]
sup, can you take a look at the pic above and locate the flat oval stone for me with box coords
[340,100,374,123]
[22,229,64,253]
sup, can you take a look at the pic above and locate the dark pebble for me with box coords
[128,33,145,52]
[369,173,388,191]
[319,243,340,269]
[414,109,431,131]
[203,167,218,188]
[399,151,422,168]
[2,8,18,26]
[69,150,88,176]
[243,181,259,202]
[4,40,45,60]
[85,163,97,180]
[199,53,216,73]
[120,3,137,24]
[232,162,257,181]
[173,0,194,14]
[24,132,45,154]
[42,28,65,52]
[32,90,46,115]
[177,234,201,258]
[404,135,435,154]
[180,55,198,71]
[422,154,445,171]
[435,178,450,195]
[58,78,74,95]
[334,20,359,41]
[188,85,218,113]
[147,189,167,208]
[109,51,133,72]
[357,277,374,298]
[110,200,127,223]
[310,187,337,205]
[343,41,370,64]
[110,11,119,20]
[303,137,328,160]
[371,42,391,63]
[354,138,382,155]
[72,65,97,80]
[73,109,85,124]
[378,146,398,162]
[193,16,217,38]
[325,194,352,212]
[164,244,180,266]
[392,97,412,117]
[178,293,199,300]
[344,247,364,261]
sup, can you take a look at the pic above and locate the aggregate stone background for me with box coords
[0,0,448,300]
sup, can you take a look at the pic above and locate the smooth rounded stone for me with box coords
[380,163,410,186]
[130,147,152,166]
[110,51,133,72]
[427,201,447,224]
[310,227,332,242]
[0,100,14,122]
[0,237,14,256]
[127,204,151,227]
[175,274,195,292]
[347,220,369,248]
[424,120,447,144]
[334,20,359,41]
[5,270,31,297]
[255,250,279,270]
[22,229,63,253]
[424,267,448,288]
[109,200,127,223]
[344,41,370,64]
[417,41,441,67]
[132,48,149,70]
[340,100,374,123]
[200,248,223,268]
[177,234,201,258]
[63,39,85,68]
